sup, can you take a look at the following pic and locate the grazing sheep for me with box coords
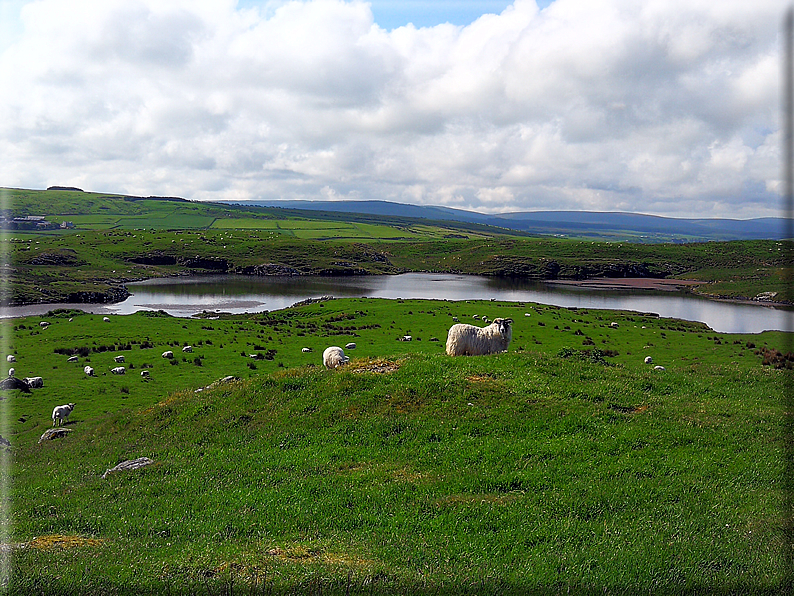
[482,316,489,323]
[140,370,150,378]
[610,322,619,328]
[472,315,479,319]
[182,346,193,353]
[644,356,653,364]
[7,368,13,377]
[84,365,95,376]
[103,317,110,322]
[654,365,666,371]
[67,356,78,363]
[401,335,412,342]
[6,355,15,363]
[39,321,49,328]
[301,347,312,353]
[446,318,513,357]
[111,366,126,375]
[452,317,459,322]
[345,342,356,350]
[524,313,531,317]
[114,355,125,363]
[162,351,174,359]
[52,403,75,427]
[323,346,349,369]
[23,376,43,388]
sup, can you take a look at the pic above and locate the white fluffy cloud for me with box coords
[0,0,787,217]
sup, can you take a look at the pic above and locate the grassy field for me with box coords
[1,298,790,594]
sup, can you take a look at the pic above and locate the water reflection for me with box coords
[2,273,791,335]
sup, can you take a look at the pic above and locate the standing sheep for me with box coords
[323,346,349,369]
[446,318,513,357]
[162,351,174,359]
[52,403,75,427]
[111,367,126,375]
[84,365,95,376]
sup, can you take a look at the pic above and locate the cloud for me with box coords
[0,0,786,217]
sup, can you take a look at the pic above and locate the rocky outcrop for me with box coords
[235,263,301,276]
[66,286,130,304]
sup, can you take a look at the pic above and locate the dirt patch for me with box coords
[466,374,498,383]
[348,358,401,374]
[24,534,103,550]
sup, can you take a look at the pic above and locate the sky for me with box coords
[0,0,788,218]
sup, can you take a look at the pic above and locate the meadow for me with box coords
[2,298,790,594]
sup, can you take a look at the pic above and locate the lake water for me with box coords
[3,273,790,335]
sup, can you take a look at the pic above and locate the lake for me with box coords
[3,273,790,335]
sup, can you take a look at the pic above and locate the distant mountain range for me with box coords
[220,199,790,242]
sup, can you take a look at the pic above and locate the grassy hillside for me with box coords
[2,299,789,593]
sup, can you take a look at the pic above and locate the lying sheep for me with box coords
[644,356,653,364]
[345,342,356,350]
[301,347,312,353]
[39,321,49,328]
[114,355,125,363]
[67,356,78,363]
[6,355,14,363]
[52,403,75,427]
[446,318,513,357]
[182,346,193,353]
[103,317,110,322]
[162,351,174,359]
[23,376,43,388]
[84,365,95,376]
[140,370,150,378]
[111,367,125,375]
[323,346,349,369]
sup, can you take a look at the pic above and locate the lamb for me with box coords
[323,346,349,369]
[52,403,75,427]
[23,376,43,388]
[111,366,126,375]
[84,365,95,376]
[162,351,174,359]
[445,318,513,357]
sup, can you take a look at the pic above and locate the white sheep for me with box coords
[301,347,312,353]
[114,355,125,363]
[654,365,666,371]
[103,317,110,322]
[345,342,356,350]
[39,321,49,328]
[162,351,174,359]
[140,370,150,378]
[23,376,43,388]
[52,403,75,427]
[610,322,619,328]
[67,356,78,363]
[446,318,513,357]
[182,346,193,353]
[6,355,15,363]
[7,368,13,377]
[323,346,349,369]
[644,356,653,364]
[111,366,126,375]
[84,365,95,376]
[452,317,459,322]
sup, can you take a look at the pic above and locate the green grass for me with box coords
[2,299,789,594]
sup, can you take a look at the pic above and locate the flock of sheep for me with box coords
[6,311,665,435]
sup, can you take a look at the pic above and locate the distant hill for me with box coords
[221,199,789,242]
